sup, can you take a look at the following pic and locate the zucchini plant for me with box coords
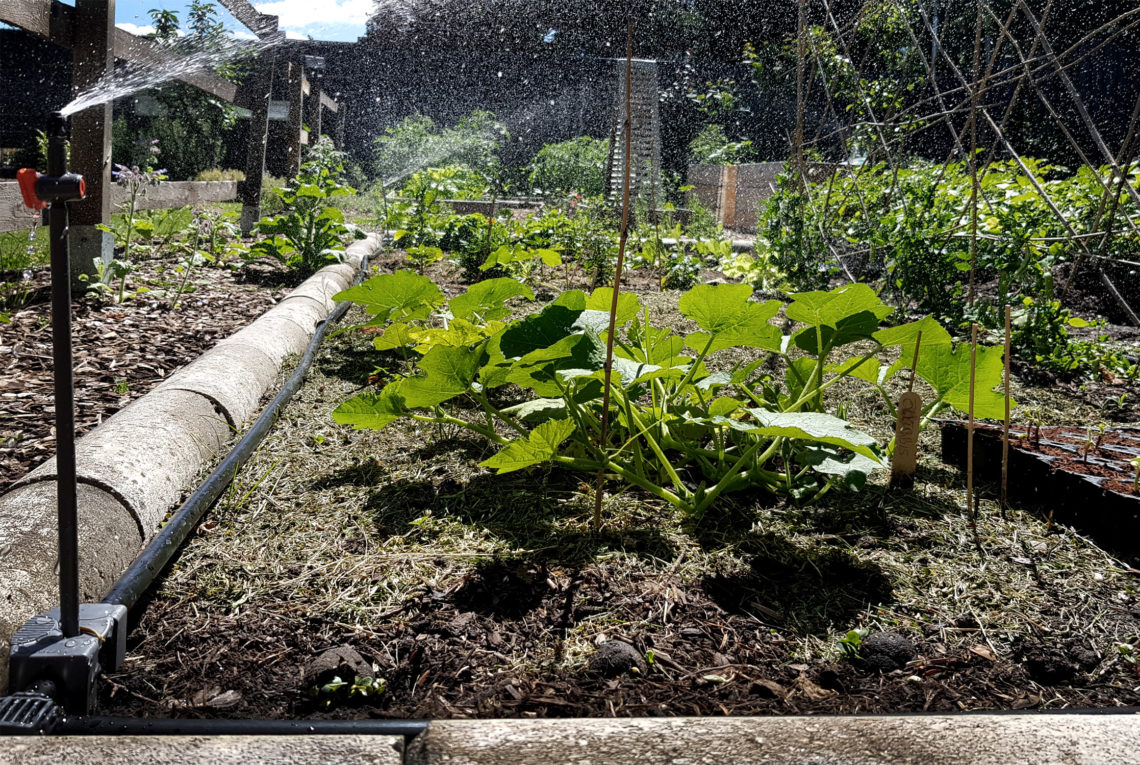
[333,276,1007,517]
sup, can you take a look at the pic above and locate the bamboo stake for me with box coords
[1001,305,1012,515]
[967,323,978,527]
[966,1,983,307]
[593,18,634,533]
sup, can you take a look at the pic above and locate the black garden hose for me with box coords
[103,256,369,610]
[54,716,427,737]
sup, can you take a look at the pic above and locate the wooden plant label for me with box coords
[891,391,922,487]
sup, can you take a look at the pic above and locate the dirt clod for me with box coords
[861,632,917,672]
[589,640,647,677]
[304,645,373,688]
[1024,648,1079,685]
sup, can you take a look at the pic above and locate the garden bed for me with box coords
[0,259,291,489]
[97,253,1140,720]
[940,422,1140,564]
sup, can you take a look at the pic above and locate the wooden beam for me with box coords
[113,29,237,104]
[305,77,322,143]
[301,75,311,97]
[68,0,114,230]
[1,0,237,104]
[320,91,338,113]
[286,60,304,176]
[214,0,278,37]
[0,0,72,46]
[239,50,276,235]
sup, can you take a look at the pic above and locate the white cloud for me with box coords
[285,30,307,39]
[116,22,157,37]
[254,0,373,31]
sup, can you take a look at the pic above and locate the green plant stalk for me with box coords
[118,182,141,303]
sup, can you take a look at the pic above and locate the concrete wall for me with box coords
[688,162,841,233]
[0,180,238,234]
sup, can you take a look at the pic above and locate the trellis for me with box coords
[784,0,1140,325]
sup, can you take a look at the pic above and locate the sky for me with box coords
[113,0,372,42]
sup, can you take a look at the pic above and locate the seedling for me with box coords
[838,628,869,660]
[1130,457,1140,494]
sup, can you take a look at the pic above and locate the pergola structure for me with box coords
[0,0,345,244]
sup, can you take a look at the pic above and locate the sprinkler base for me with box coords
[7,604,127,715]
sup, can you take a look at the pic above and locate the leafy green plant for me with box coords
[481,243,562,286]
[250,155,364,275]
[661,249,702,291]
[333,279,1008,519]
[838,628,869,660]
[720,246,785,292]
[90,161,167,303]
[527,137,608,197]
[307,674,387,710]
[688,124,754,165]
[405,244,445,274]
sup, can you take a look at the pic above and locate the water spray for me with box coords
[1,113,127,725]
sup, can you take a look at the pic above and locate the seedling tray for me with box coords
[939,421,1140,563]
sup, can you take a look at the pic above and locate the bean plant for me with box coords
[334,277,1006,517]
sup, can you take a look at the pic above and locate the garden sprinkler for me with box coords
[0,112,126,725]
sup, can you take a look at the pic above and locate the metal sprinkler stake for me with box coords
[1,112,127,724]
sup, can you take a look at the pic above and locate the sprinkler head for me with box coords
[18,111,84,209]
[17,169,85,210]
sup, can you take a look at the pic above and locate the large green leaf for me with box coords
[449,278,534,322]
[333,388,407,430]
[913,343,1008,418]
[494,304,584,360]
[333,270,444,322]
[678,283,781,352]
[875,318,1009,417]
[398,344,483,408]
[788,284,893,353]
[481,419,577,473]
[373,322,416,351]
[872,316,952,348]
[745,409,882,462]
[786,283,892,328]
[586,288,641,328]
[508,332,606,396]
[411,318,493,351]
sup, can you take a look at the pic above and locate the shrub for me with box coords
[194,168,245,182]
[527,137,608,197]
[688,124,754,165]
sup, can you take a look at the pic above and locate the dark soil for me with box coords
[0,260,290,490]
[102,554,1140,719]
[1010,425,1140,496]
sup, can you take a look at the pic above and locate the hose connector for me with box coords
[17,169,85,210]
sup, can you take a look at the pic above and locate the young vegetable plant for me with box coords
[333,280,1009,518]
[249,159,364,275]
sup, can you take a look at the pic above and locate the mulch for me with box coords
[102,558,1140,719]
[0,261,291,491]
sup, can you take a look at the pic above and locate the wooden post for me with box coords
[286,59,305,177]
[335,99,346,149]
[67,0,116,284]
[1001,305,1012,513]
[305,72,323,145]
[240,47,276,236]
[967,323,979,526]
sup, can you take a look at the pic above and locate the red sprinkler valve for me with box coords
[18,168,85,210]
